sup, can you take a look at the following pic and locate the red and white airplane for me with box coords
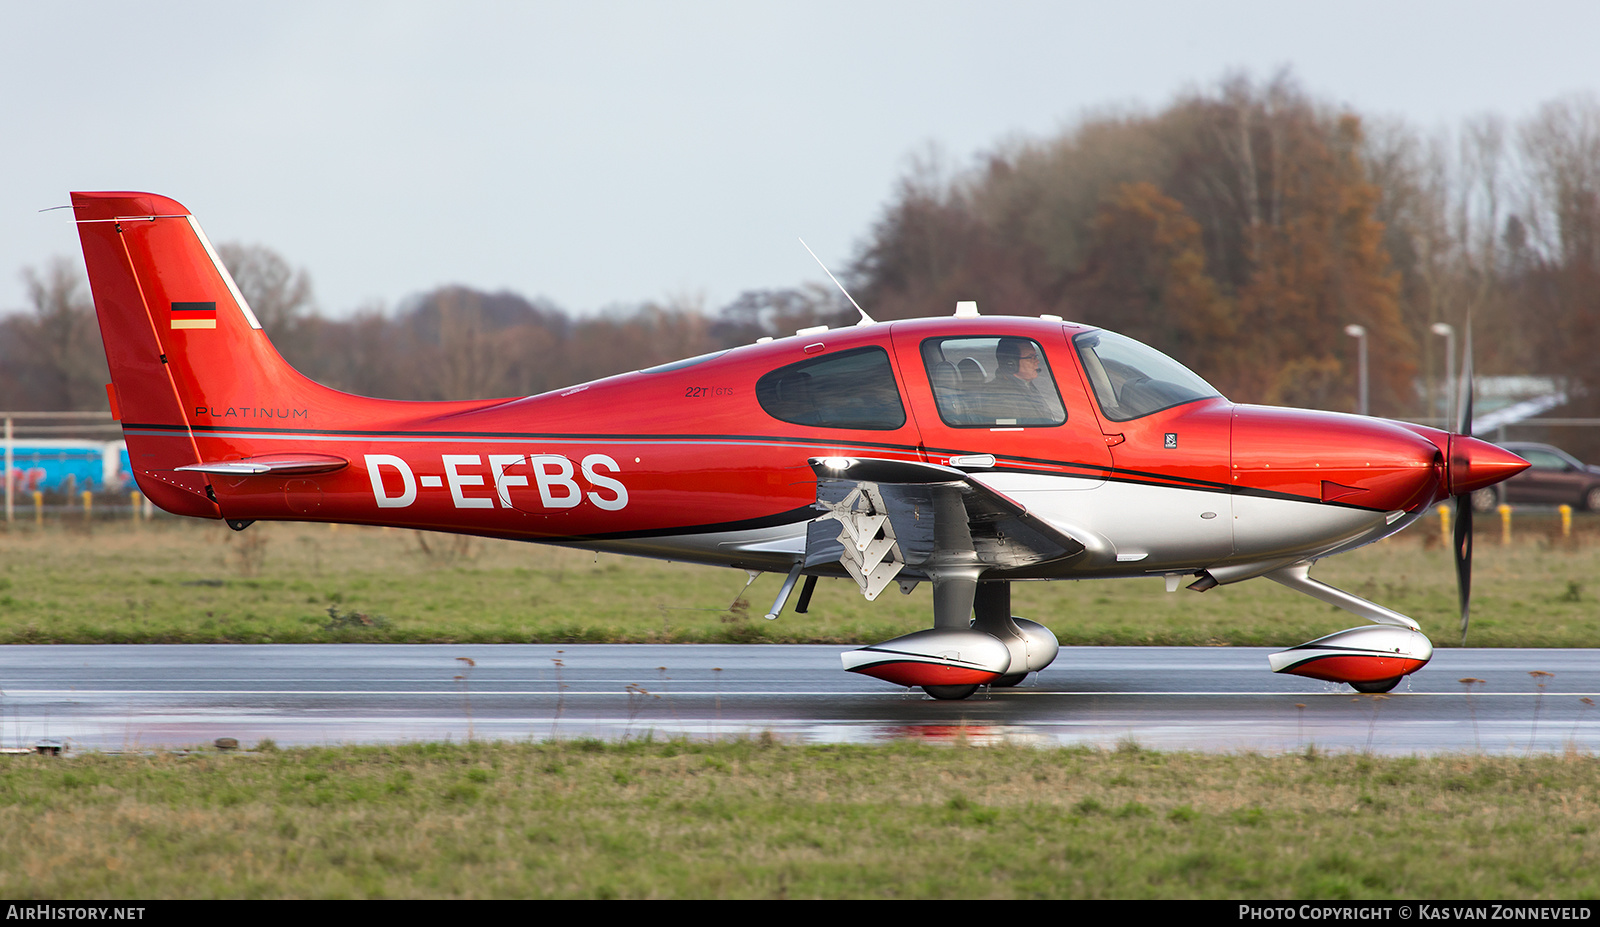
[71,191,1528,699]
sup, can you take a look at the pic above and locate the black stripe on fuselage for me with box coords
[124,422,923,455]
[121,423,1373,510]
[948,460,1380,510]
[918,447,1390,511]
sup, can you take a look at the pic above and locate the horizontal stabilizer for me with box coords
[176,453,349,476]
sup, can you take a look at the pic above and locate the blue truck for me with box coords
[2,439,129,496]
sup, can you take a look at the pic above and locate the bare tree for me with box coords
[0,258,109,410]
[216,243,314,342]
[1520,94,1600,268]
[1513,95,1600,456]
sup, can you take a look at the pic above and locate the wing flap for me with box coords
[805,457,1086,598]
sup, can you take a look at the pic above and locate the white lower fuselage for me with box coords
[576,471,1407,582]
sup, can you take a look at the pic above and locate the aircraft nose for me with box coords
[1231,405,1445,512]
[1448,437,1530,496]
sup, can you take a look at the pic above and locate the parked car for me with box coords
[1470,442,1600,512]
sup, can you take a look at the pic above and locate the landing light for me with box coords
[821,457,852,470]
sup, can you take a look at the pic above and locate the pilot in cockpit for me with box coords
[988,337,1059,423]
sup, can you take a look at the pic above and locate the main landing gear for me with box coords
[841,580,1060,700]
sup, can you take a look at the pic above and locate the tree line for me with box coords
[857,73,1600,431]
[4,73,1598,452]
[0,250,850,411]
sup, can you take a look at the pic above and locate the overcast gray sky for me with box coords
[4,1,1597,319]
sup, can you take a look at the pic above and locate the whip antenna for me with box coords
[799,237,875,325]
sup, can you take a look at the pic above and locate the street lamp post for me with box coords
[1344,324,1368,415]
[1431,322,1455,430]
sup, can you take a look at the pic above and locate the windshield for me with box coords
[1073,330,1220,421]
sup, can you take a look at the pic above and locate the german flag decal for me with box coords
[171,301,217,330]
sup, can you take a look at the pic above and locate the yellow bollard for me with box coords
[1498,503,1512,546]
[1560,504,1572,538]
[32,490,42,526]
[1437,503,1451,547]
[82,489,93,522]
[130,491,140,522]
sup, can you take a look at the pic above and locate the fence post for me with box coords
[32,490,42,526]
[4,416,11,524]
[1560,504,1572,538]
[1437,503,1451,548]
[81,489,92,523]
[1499,504,1512,546]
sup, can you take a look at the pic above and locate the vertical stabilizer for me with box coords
[71,191,339,518]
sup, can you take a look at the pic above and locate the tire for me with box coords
[922,684,979,700]
[1585,486,1600,513]
[990,673,1028,688]
[1350,677,1400,694]
[1470,488,1498,513]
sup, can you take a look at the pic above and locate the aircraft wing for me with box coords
[804,457,1086,599]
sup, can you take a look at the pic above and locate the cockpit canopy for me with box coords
[1073,329,1221,421]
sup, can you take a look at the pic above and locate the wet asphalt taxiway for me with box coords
[0,644,1595,754]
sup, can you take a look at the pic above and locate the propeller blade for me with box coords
[1454,491,1473,644]
[1453,316,1474,644]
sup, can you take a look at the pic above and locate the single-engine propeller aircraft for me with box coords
[70,191,1529,699]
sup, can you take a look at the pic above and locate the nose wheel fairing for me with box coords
[1262,565,1435,687]
[1268,625,1434,686]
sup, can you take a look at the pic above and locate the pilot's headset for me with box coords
[994,338,1028,375]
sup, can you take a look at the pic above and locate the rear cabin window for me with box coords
[920,336,1066,427]
[756,347,906,430]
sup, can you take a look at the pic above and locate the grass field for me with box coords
[0,512,1597,646]
[3,516,1598,900]
[1,738,1597,899]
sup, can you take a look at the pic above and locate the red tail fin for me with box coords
[71,191,341,517]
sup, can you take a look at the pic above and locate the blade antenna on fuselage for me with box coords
[799,237,875,325]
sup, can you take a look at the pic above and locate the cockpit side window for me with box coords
[1072,329,1221,421]
[755,347,906,430]
[919,337,1066,427]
